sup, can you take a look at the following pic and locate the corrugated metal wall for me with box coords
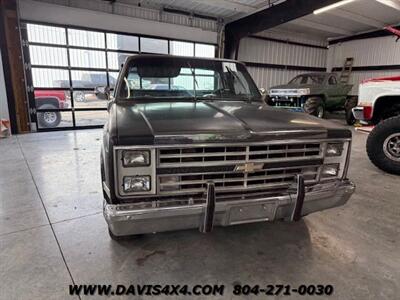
[20,0,218,44]
[31,0,218,32]
[239,37,327,67]
[238,35,328,89]
[327,35,400,95]
[255,30,327,47]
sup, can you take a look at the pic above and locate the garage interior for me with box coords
[1,0,399,299]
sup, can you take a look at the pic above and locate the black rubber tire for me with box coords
[37,104,61,128]
[303,97,325,118]
[366,116,400,175]
[345,109,356,125]
[108,229,126,241]
[73,91,86,102]
[345,97,358,125]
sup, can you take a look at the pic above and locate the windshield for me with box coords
[289,74,325,85]
[117,57,261,101]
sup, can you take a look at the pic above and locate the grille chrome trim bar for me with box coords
[157,182,296,195]
[158,156,322,168]
[158,143,322,168]
[114,138,351,150]
[159,173,316,187]
[159,148,321,159]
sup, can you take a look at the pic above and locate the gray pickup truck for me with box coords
[268,73,356,124]
[100,55,355,240]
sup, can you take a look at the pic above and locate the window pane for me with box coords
[172,75,194,90]
[67,29,105,48]
[75,111,108,126]
[106,33,138,51]
[107,52,132,70]
[34,89,71,128]
[69,49,106,68]
[29,45,68,66]
[37,111,73,129]
[140,37,168,54]
[32,68,69,88]
[195,44,215,58]
[71,70,107,88]
[72,91,108,108]
[27,24,66,45]
[170,41,194,57]
[109,72,119,89]
[196,75,215,90]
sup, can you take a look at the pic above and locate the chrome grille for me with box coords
[158,143,321,167]
[157,142,322,195]
[158,165,319,194]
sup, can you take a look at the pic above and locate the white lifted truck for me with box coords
[353,76,400,174]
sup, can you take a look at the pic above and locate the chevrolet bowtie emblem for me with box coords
[235,162,264,173]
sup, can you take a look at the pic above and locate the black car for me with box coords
[100,54,355,240]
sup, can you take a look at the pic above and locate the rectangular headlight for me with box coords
[122,150,150,167]
[326,143,344,157]
[123,176,151,192]
[321,164,339,178]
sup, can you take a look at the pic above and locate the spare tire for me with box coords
[366,116,400,175]
[304,97,325,118]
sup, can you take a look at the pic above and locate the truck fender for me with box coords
[35,96,60,109]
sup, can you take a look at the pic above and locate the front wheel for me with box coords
[367,116,400,175]
[304,97,325,118]
[37,104,61,128]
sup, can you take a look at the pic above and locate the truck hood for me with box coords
[113,100,350,145]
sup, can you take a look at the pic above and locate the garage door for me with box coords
[20,21,216,131]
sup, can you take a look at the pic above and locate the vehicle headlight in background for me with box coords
[122,150,150,167]
[321,164,339,178]
[297,88,310,95]
[326,143,344,157]
[123,176,151,192]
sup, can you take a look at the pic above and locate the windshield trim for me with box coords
[115,55,262,103]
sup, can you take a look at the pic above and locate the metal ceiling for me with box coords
[264,0,400,39]
[116,0,400,39]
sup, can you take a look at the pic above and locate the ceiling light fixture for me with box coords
[313,0,356,14]
[375,0,400,10]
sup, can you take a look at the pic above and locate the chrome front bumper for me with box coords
[104,179,355,236]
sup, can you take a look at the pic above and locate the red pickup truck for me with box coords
[34,90,69,128]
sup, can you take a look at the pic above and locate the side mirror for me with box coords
[107,99,114,112]
[95,86,110,100]
[259,88,268,103]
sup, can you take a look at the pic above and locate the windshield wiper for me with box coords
[187,62,199,102]
[225,66,251,103]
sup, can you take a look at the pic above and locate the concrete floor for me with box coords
[1,121,399,300]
